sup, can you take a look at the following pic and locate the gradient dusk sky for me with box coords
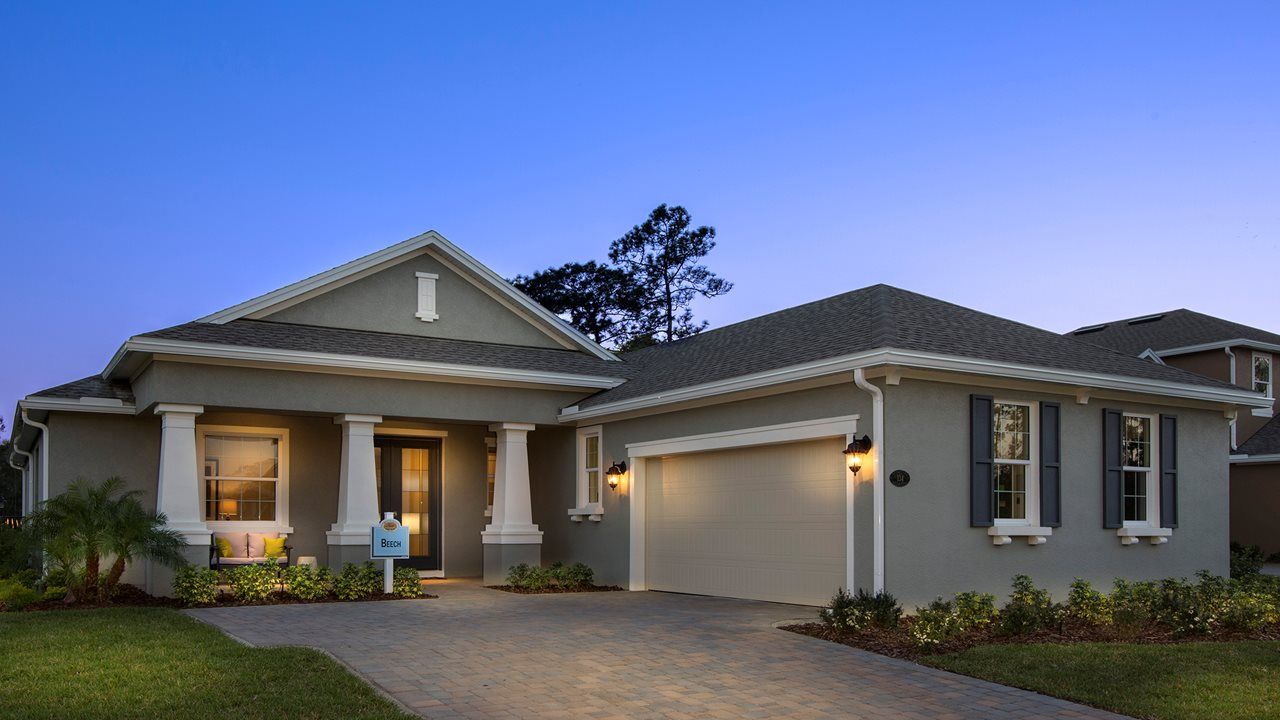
[2,2,1278,419]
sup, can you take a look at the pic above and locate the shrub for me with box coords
[1066,579,1112,624]
[820,588,902,631]
[1153,576,1217,636]
[0,525,36,578]
[227,563,277,603]
[1220,589,1272,632]
[999,575,1057,635]
[334,562,382,600]
[953,591,998,631]
[282,564,332,601]
[172,565,218,606]
[564,562,594,589]
[0,578,40,611]
[910,598,961,648]
[506,562,533,587]
[1110,578,1159,627]
[5,568,39,589]
[393,567,423,598]
[1231,542,1265,578]
[41,586,67,602]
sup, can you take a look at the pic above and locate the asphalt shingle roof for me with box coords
[137,319,630,379]
[30,375,135,403]
[576,285,1236,409]
[1238,414,1280,457]
[1068,309,1280,356]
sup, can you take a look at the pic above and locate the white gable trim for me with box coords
[197,231,618,361]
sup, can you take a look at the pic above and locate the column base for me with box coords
[146,544,212,597]
[483,543,541,586]
[327,542,372,570]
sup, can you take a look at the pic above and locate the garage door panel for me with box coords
[645,438,846,606]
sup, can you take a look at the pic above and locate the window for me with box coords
[415,272,439,322]
[569,426,604,519]
[1254,353,1273,398]
[201,430,287,524]
[484,437,496,516]
[1121,413,1157,526]
[992,402,1037,525]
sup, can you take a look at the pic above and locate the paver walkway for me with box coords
[187,579,1124,720]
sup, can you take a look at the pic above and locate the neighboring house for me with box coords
[7,232,1269,607]
[1070,310,1280,556]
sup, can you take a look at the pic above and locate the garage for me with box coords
[643,437,847,606]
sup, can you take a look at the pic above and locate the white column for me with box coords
[482,422,542,544]
[154,404,209,543]
[327,414,383,544]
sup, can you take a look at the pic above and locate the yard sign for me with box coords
[371,515,409,559]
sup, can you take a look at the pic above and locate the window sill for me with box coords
[567,504,604,522]
[1117,526,1172,545]
[208,521,294,535]
[988,526,1053,546]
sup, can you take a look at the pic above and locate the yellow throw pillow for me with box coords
[215,538,234,558]
[263,536,286,559]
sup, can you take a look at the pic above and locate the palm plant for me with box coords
[27,477,186,602]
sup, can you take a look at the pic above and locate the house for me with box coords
[8,231,1270,607]
[1070,310,1280,557]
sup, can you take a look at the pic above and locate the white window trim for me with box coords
[484,436,496,518]
[1120,412,1159,531]
[198,424,293,535]
[1253,352,1273,398]
[415,271,439,322]
[569,425,604,522]
[987,400,1050,546]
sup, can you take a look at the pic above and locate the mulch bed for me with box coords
[781,619,1280,661]
[13,583,438,612]
[487,584,625,594]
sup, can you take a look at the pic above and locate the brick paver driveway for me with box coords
[187,580,1122,720]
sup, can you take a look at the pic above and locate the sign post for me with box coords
[371,512,410,594]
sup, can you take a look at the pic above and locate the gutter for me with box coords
[6,445,32,515]
[852,368,885,594]
[20,410,49,511]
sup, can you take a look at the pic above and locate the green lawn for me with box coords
[0,608,412,720]
[923,641,1280,720]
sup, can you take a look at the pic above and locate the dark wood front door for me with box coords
[374,437,442,570]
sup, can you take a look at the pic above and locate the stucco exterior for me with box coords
[884,378,1229,607]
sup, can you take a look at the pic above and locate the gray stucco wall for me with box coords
[883,378,1230,608]
[262,251,565,350]
[132,361,589,426]
[559,382,875,589]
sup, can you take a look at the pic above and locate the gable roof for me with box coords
[1238,414,1280,457]
[570,285,1255,415]
[1068,309,1280,357]
[197,230,619,362]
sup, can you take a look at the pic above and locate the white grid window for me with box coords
[992,401,1038,525]
[203,434,280,522]
[1254,353,1273,398]
[1121,413,1158,526]
[576,426,603,509]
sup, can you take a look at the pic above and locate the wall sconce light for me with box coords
[842,435,873,474]
[605,461,627,490]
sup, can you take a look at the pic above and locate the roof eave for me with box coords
[559,347,1268,423]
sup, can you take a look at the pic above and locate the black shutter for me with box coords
[1102,408,1123,529]
[970,394,994,527]
[1040,402,1062,528]
[1160,414,1178,528]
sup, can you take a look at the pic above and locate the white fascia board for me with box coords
[625,415,860,457]
[107,337,625,390]
[19,397,137,415]
[195,230,618,362]
[558,347,1270,422]
[1155,339,1280,357]
[1230,453,1280,464]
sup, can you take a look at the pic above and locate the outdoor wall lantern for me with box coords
[842,435,873,474]
[605,461,627,490]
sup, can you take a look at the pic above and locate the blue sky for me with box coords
[2,2,1278,418]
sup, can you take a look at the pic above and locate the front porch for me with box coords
[149,405,569,594]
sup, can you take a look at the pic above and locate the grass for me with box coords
[0,608,412,720]
[923,641,1280,720]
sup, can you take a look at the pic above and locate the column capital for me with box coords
[489,422,536,433]
[334,414,383,426]
[154,403,204,416]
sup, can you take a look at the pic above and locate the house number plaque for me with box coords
[889,470,910,487]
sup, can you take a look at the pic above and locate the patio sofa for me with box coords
[211,531,291,570]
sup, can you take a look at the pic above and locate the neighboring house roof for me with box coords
[573,285,1242,411]
[1238,414,1280,457]
[28,375,135,403]
[132,319,631,382]
[195,230,619,362]
[1068,309,1280,356]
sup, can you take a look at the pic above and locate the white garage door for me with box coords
[644,437,846,606]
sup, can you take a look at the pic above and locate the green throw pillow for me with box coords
[263,536,286,559]
[215,537,234,558]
